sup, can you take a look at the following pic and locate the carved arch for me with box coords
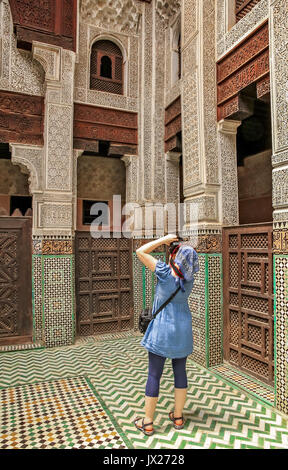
[10,143,43,193]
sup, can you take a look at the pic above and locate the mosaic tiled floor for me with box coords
[1,335,288,449]
[0,376,130,449]
[75,330,142,345]
[210,363,274,406]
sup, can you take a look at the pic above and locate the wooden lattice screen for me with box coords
[90,40,123,95]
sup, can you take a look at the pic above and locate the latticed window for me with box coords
[235,0,262,22]
[90,40,123,95]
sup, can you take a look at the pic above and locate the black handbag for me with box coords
[138,286,181,334]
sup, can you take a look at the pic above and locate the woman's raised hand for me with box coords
[162,234,179,246]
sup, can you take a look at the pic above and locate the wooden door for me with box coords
[0,217,32,345]
[75,234,134,336]
[223,224,274,385]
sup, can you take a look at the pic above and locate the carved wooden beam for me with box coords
[217,21,269,121]
[8,0,77,51]
[0,90,44,146]
[74,103,138,148]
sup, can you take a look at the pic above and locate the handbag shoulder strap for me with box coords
[152,286,181,319]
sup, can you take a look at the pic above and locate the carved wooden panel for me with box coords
[0,217,32,345]
[9,0,77,51]
[0,90,44,146]
[73,103,138,150]
[165,97,181,152]
[223,225,274,385]
[217,21,269,120]
[75,234,134,336]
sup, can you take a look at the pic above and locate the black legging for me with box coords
[145,351,188,397]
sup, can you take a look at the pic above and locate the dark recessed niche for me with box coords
[10,196,32,216]
[82,199,109,226]
[237,99,272,165]
[0,143,11,159]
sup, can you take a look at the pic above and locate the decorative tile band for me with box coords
[273,229,288,254]
[32,238,74,255]
[274,255,288,415]
[42,240,73,255]
[0,343,44,353]
[195,234,222,253]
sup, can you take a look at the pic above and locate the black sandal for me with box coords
[169,411,185,430]
[134,417,154,436]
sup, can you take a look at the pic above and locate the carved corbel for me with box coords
[32,42,61,82]
[10,143,43,193]
[120,154,135,167]
[165,150,181,164]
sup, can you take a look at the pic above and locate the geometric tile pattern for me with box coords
[189,254,207,367]
[274,255,288,415]
[1,335,288,449]
[132,252,143,331]
[211,364,274,406]
[207,254,223,367]
[32,254,75,348]
[42,255,75,348]
[75,330,142,345]
[0,376,130,449]
[32,255,43,343]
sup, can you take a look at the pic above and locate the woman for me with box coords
[134,234,199,436]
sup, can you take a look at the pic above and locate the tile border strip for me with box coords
[85,375,135,450]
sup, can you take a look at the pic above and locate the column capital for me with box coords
[121,154,138,167]
[218,119,242,135]
[165,151,181,163]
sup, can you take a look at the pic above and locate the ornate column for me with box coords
[19,42,76,348]
[165,151,181,204]
[181,0,219,235]
[181,0,222,368]
[218,119,241,226]
[269,0,288,415]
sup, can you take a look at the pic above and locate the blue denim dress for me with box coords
[141,260,195,359]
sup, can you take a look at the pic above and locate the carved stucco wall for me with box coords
[269,0,288,416]
[0,0,45,96]
[75,0,140,111]
[216,0,269,228]
[181,0,219,233]
[76,0,182,236]
[216,0,269,60]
